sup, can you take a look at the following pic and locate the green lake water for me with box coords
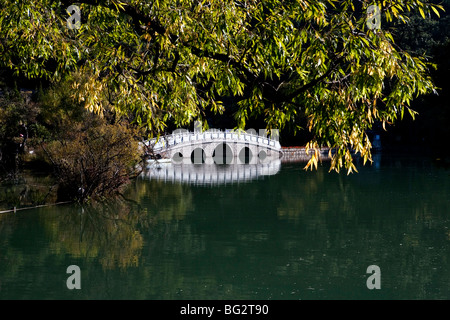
[1,153,449,300]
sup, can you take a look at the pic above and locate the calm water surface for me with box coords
[1,153,449,299]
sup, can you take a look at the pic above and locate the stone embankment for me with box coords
[280,147,332,163]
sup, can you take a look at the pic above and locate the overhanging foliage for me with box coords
[0,0,444,172]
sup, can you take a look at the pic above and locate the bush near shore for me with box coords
[1,81,145,204]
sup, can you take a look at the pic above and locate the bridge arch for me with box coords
[191,148,206,164]
[212,143,233,164]
[238,146,252,164]
[172,151,183,164]
[258,149,267,160]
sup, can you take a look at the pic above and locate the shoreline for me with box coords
[280,146,333,163]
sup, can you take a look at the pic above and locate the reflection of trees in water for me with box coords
[276,161,450,226]
[272,161,450,299]
[0,172,57,211]
[124,177,199,259]
[0,213,24,291]
[42,200,150,270]
[0,175,195,297]
[1,158,450,299]
[37,177,194,272]
[125,177,194,223]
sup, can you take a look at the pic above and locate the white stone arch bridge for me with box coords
[144,128,283,165]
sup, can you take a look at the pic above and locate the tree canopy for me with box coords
[0,0,444,173]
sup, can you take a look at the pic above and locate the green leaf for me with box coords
[418,7,426,19]
[431,5,440,18]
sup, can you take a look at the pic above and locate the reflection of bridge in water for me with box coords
[141,160,281,185]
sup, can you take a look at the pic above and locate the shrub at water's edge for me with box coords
[1,80,145,205]
[40,117,143,203]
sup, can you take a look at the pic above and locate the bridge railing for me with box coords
[148,130,280,150]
